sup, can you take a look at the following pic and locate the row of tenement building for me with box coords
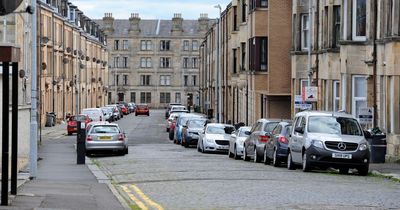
[198,0,399,161]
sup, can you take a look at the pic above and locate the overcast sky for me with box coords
[69,0,232,20]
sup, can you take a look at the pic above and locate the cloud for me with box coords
[69,0,231,19]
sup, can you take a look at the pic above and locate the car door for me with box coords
[248,122,262,156]
[291,116,306,163]
[267,124,281,158]
[229,130,238,153]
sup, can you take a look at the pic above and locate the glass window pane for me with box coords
[355,0,366,37]
[354,77,367,97]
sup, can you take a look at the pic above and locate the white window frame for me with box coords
[175,92,181,103]
[351,75,368,119]
[192,40,198,51]
[140,58,146,68]
[183,57,189,68]
[192,57,198,68]
[333,80,340,112]
[146,40,152,50]
[301,14,310,51]
[146,58,152,68]
[352,0,367,41]
[122,40,129,50]
[160,75,171,86]
[183,40,190,51]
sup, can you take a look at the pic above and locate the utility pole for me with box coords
[215,4,222,123]
[29,0,38,179]
[307,0,313,87]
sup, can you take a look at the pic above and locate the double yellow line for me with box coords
[121,184,164,210]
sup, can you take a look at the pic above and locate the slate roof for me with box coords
[95,19,212,37]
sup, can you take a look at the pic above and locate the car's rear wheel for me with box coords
[287,152,296,170]
[169,131,174,140]
[339,167,349,174]
[68,132,72,136]
[254,148,261,163]
[201,140,205,153]
[302,153,312,172]
[243,146,250,161]
[124,147,129,155]
[228,146,234,158]
[358,165,369,176]
[272,149,280,167]
[263,148,271,165]
[166,128,169,132]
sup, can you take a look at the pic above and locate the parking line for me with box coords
[121,185,149,210]
[130,184,164,210]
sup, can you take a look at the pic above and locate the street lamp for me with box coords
[214,4,222,123]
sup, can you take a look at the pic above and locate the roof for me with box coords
[295,111,355,118]
[95,19,212,37]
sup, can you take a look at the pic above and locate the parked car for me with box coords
[85,122,128,156]
[166,113,180,132]
[67,114,91,135]
[169,105,188,116]
[101,107,114,122]
[165,103,182,118]
[181,118,209,147]
[135,104,150,116]
[82,108,105,122]
[264,122,292,167]
[242,119,282,162]
[118,104,129,115]
[197,123,235,153]
[174,113,203,144]
[127,103,136,113]
[228,126,251,159]
[287,111,370,176]
[106,104,122,120]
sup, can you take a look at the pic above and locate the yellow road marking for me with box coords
[130,184,164,210]
[121,185,149,210]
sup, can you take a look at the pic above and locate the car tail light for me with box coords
[118,134,124,141]
[259,135,269,142]
[86,135,93,141]
[278,136,288,144]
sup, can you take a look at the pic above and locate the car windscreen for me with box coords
[238,129,250,137]
[75,115,87,121]
[188,119,206,128]
[308,116,362,136]
[264,122,279,133]
[207,126,234,134]
[90,126,120,134]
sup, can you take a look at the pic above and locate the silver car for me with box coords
[197,123,235,153]
[228,126,251,159]
[85,122,128,155]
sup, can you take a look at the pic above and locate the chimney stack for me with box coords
[198,13,209,32]
[102,13,114,35]
[129,13,141,35]
[171,13,183,35]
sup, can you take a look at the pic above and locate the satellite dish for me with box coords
[0,0,24,16]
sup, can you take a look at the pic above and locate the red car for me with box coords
[67,114,91,135]
[118,104,129,115]
[135,104,150,116]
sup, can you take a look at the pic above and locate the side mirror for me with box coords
[294,127,304,134]
[364,130,372,138]
[230,134,235,138]
[245,131,251,135]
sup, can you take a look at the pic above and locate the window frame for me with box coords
[301,13,310,51]
[352,0,367,41]
[333,80,340,112]
[122,40,129,50]
[183,40,190,51]
[160,75,171,86]
[351,75,368,119]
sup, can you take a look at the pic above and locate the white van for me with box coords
[82,108,105,122]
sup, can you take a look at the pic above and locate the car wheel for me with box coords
[68,132,72,136]
[358,165,369,176]
[254,148,261,163]
[197,143,201,152]
[234,145,240,160]
[287,152,296,170]
[124,147,129,154]
[166,128,169,132]
[184,140,189,148]
[263,148,271,165]
[228,146,234,158]
[169,131,174,140]
[339,167,349,175]
[302,153,312,172]
[272,149,280,167]
[201,140,205,153]
[243,146,250,161]
[135,114,138,116]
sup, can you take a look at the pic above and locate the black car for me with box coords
[264,122,292,167]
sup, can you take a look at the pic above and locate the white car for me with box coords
[166,113,180,132]
[82,108,105,122]
[228,126,251,159]
[197,123,235,153]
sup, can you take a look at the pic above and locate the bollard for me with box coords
[76,121,86,164]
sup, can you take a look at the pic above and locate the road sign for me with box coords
[294,95,312,110]
[358,107,373,125]
[302,86,318,102]
[0,0,24,16]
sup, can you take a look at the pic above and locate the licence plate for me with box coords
[332,153,352,159]
[218,145,228,150]
[99,136,112,140]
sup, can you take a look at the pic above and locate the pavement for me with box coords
[0,122,399,209]
[0,123,129,210]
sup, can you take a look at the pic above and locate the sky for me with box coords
[69,0,232,20]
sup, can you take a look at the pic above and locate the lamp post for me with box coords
[214,4,222,123]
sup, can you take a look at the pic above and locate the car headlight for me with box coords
[206,138,214,143]
[359,142,369,151]
[311,140,324,149]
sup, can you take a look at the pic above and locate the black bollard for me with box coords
[76,121,86,164]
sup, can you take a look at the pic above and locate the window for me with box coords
[249,0,268,10]
[123,75,128,85]
[140,92,151,103]
[183,40,190,51]
[233,49,238,74]
[260,37,268,71]
[240,42,246,71]
[160,57,171,68]
[333,81,340,112]
[140,40,152,51]
[175,93,181,103]
[116,75,119,85]
[249,37,268,71]
[184,75,188,86]
[114,40,119,50]
[140,58,152,68]
[183,57,189,68]
[352,76,367,119]
[113,57,119,68]
[241,0,246,22]
[160,92,171,103]
[160,40,171,51]
[352,0,366,41]
[192,75,197,86]
[130,92,136,103]
[160,75,171,86]
[122,57,128,68]
[192,40,198,51]
[140,75,151,86]
[122,40,129,50]
[192,58,198,68]
[333,6,341,48]
[301,14,310,50]
[233,6,238,31]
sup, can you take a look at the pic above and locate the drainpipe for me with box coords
[52,12,55,114]
[372,0,378,127]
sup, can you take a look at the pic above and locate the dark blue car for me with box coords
[264,122,292,167]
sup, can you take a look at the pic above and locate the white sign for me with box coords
[358,107,373,125]
[80,122,86,129]
[294,95,312,110]
[302,86,318,102]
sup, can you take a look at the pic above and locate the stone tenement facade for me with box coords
[97,13,211,108]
